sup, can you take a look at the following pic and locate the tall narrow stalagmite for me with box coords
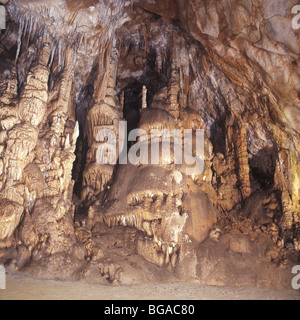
[0,39,51,242]
[5,40,51,188]
[275,147,300,231]
[235,124,251,200]
[18,40,51,127]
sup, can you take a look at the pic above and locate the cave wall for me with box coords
[0,0,299,287]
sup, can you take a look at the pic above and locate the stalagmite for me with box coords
[235,125,251,200]
[275,148,300,232]
[0,39,52,246]
[18,40,51,126]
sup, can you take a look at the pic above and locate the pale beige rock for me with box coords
[0,198,23,241]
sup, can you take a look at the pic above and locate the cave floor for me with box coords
[0,273,299,300]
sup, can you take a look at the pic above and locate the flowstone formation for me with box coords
[0,0,299,289]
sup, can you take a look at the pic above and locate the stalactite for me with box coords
[94,41,112,103]
[120,90,125,112]
[82,41,121,202]
[142,24,147,57]
[15,16,24,62]
[57,47,75,114]
[50,47,75,147]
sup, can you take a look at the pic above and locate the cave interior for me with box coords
[0,0,299,289]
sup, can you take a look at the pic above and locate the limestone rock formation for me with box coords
[0,0,299,289]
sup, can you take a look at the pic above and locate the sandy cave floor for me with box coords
[0,273,299,300]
